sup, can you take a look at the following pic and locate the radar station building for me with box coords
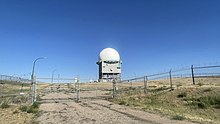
[96,48,122,82]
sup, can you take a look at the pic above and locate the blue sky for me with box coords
[0,0,220,81]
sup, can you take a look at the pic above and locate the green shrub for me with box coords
[187,95,220,109]
[19,102,40,114]
[203,88,212,92]
[27,106,38,114]
[119,100,127,105]
[177,92,187,98]
[149,96,158,105]
[216,97,220,105]
[213,95,220,108]
[198,83,203,86]
[191,96,210,109]
[19,105,28,112]
[32,102,40,109]
[172,115,185,120]
[197,102,208,109]
[13,110,19,114]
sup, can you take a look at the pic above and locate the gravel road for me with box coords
[36,84,195,124]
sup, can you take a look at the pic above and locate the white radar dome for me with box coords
[99,48,120,61]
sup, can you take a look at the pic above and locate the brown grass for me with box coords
[111,77,220,124]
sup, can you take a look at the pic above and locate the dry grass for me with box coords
[37,83,50,90]
[80,82,112,91]
[111,78,220,124]
[0,106,34,124]
[0,82,48,124]
[0,83,31,95]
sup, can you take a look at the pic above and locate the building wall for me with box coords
[98,61,122,82]
[101,61,121,73]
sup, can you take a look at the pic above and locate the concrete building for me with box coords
[96,48,122,82]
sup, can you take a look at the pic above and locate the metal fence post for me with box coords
[76,78,80,102]
[169,69,173,90]
[112,79,116,98]
[191,65,195,85]
[75,78,77,92]
[34,76,37,102]
[32,76,36,104]
[144,76,148,94]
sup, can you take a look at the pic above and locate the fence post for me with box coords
[74,78,78,92]
[191,65,195,85]
[0,75,2,84]
[112,79,116,98]
[75,80,77,92]
[32,76,36,104]
[169,69,173,90]
[76,78,80,102]
[144,76,147,94]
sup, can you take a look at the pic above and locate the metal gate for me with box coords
[35,77,114,103]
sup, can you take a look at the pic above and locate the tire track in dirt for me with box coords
[37,99,151,123]
[78,101,158,124]
[36,84,196,124]
[87,102,159,124]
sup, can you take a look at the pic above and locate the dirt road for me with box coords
[36,84,195,124]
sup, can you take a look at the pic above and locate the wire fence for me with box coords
[0,75,31,84]
[115,64,220,96]
[1,64,220,102]
[0,75,32,105]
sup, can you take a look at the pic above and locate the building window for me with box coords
[117,67,120,69]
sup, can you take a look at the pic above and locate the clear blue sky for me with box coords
[0,0,220,81]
